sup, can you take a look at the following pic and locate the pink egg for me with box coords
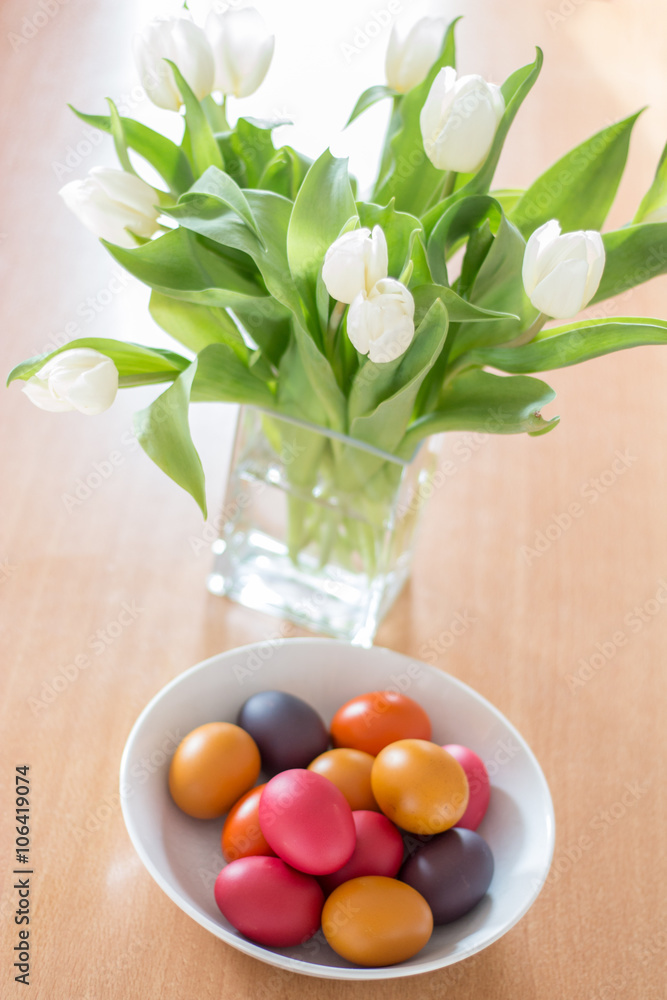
[214,856,324,947]
[442,744,491,831]
[259,768,355,875]
[319,810,405,894]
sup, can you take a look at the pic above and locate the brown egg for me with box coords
[371,739,469,835]
[168,722,260,819]
[322,876,433,967]
[307,748,378,811]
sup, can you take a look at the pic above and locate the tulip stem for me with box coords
[325,300,347,378]
[441,171,457,200]
[502,312,548,348]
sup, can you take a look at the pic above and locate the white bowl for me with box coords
[120,639,555,980]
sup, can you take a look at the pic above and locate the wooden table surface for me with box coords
[2,0,666,996]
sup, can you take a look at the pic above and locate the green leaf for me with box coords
[167,61,224,176]
[591,222,667,302]
[291,322,347,432]
[148,292,248,359]
[7,338,188,388]
[357,200,423,279]
[511,112,642,237]
[457,316,667,373]
[102,228,267,308]
[427,195,501,284]
[455,213,534,357]
[69,106,193,195]
[406,232,433,288]
[459,219,494,297]
[490,189,525,214]
[232,117,280,187]
[184,165,263,242]
[634,139,667,224]
[345,85,398,128]
[412,284,519,329]
[106,98,133,174]
[350,300,449,453]
[189,343,275,405]
[373,20,459,215]
[349,299,449,423]
[287,150,357,335]
[165,187,302,317]
[258,145,312,200]
[134,363,207,516]
[399,369,558,456]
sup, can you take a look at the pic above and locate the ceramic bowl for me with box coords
[120,638,555,980]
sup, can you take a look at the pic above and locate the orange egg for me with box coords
[322,876,433,966]
[307,748,378,811]
[330,691,431,756]
[221,784,275,862]
[168,722,260,819]
[371,739,469,834]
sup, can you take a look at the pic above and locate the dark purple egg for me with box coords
[237,690,329,775]
[399,827,494,924]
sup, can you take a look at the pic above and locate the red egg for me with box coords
[214,856,323,947]
[442,744,491,831]
[259,769,355,875]
[319,810,405,894]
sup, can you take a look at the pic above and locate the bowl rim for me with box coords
[119,637,556,980]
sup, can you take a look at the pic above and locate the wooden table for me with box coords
[2,0,666,996]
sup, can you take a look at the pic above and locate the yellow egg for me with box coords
[322,876,433,966]
[168,722,260,819]
[371,739,469,834]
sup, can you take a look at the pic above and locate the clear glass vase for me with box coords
[207,407,437,645]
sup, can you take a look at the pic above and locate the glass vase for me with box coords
[207,407,437,645]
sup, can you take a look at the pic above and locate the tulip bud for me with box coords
[59,167,161,249]
[385,17,447,94]
[23,349,119,416]
[420,67,504,173]
[206,7,275,99]
[522,220,605,319]
[347,279,415,364]
[322,226,389,305]
[133,16,215,111]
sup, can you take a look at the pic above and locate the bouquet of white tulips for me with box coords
[9,8,667,525]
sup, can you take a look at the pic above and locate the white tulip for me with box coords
[347,279,415,364]
[23,349,119,416]
[420,67,504,173]
[59,167,161,248]
[385,17,447,94]
[522,220,606,319]
[133,16,215,111]
[322,226,388,305]
[206,7,274,99]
